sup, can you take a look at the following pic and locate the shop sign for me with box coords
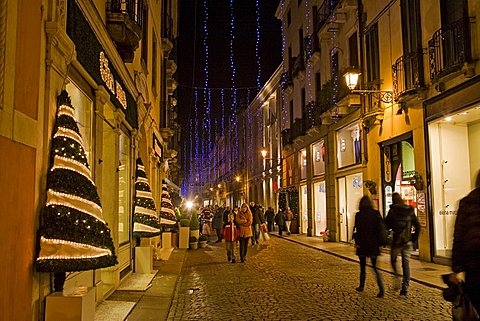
[416,191,427,227]
[100,52,127,109]
[152,133,163,159]
[384,146,391,183]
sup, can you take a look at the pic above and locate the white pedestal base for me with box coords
[179,227,190,249]
[135,246,153,274]
[162,232,172,249]
[45,287,95,321]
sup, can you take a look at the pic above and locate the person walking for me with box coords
[265,207,275,232]
[275,209,285,236]
[236,203,253,263]
[284,207,294,235]
[212,206,224,243]
[251,203,261,245]
[222,209,238,263]
[353,196,385,298]
[450,170,480,313]
[385,192,421,296]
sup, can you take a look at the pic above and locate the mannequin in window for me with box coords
[352,127,361,164]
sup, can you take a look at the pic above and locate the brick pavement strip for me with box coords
[167,237,451,321]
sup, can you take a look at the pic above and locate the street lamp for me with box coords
[343,69,394,104]
[260,148,283,162]
[235,175,241,182]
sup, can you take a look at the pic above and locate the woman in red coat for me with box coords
[236,203,253,263]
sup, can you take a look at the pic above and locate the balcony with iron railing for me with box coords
[292,53,305,79]
[428,17,472,81]
[392,51,425,101]
[106,0,144,62]
[315,0,341,33]
[291,118,308,141]
[304,34,320,61]
[281,128,293,147]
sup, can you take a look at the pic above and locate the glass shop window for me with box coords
[118,131,131,244]
[336,122,361,168]
[312,140,326,176]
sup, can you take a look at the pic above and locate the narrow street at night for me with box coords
[160,237,450,321]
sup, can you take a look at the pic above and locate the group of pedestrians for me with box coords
[353,192,420,298]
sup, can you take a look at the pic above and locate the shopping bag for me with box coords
[453,292,479,321]
[260,229,270,242]
[261,223,268,233]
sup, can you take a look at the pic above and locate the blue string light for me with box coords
[330,0,339,116]
[255,0,261,90]
[305,0,314,122]
[280,0,287,129]
[229,0,239,172]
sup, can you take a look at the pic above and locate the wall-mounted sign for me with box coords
[152,132,163,159]
[384,146,391,183]
[99,52,127,109]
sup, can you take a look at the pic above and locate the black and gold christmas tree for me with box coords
[36,90,117,272]
[159,181,177,225]
[133,158,161,237]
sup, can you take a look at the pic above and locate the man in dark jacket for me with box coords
[385,192,421,296]
[265,207,275,232]
[275,210,285,236]
[450,171,480,313]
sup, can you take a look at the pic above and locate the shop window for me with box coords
[336,122,361,168]
[312,140,325,176]
[428,107,480,258]
[66,82,93,168]
[313,181,326,236]
[118,130,131,244]
[299,149,307,179]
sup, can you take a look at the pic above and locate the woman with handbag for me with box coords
[353,195,385,298]
[236,203,253,263]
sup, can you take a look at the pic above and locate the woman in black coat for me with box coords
[353,196,385,298]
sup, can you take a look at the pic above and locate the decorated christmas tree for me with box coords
[36,91,116,289]
[133,158,161,237]
[159,180,177,225]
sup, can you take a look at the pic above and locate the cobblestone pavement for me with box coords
[167,237,451,321]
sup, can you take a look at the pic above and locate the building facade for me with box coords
[274,0,480,264]
[0,0,180,319]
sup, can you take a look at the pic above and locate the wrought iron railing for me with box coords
[428,17,471,80]
[291,118,307,140]
[315,0,341,33]
[108,0,144,26]
[392,51,424,99]
[292,53,305,78]
[281,128,293,146]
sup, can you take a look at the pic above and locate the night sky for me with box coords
[176,0,282,129]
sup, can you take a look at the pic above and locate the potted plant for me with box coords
[189,212,200,240]
[189,236,198,250]
[198,234,208,248]
[178,218,190,249]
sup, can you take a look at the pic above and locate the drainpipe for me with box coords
[357,0,368,164]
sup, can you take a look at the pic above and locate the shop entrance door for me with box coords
[338,173,363,242]
[338,177,348,242]
[300,185,308,234]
